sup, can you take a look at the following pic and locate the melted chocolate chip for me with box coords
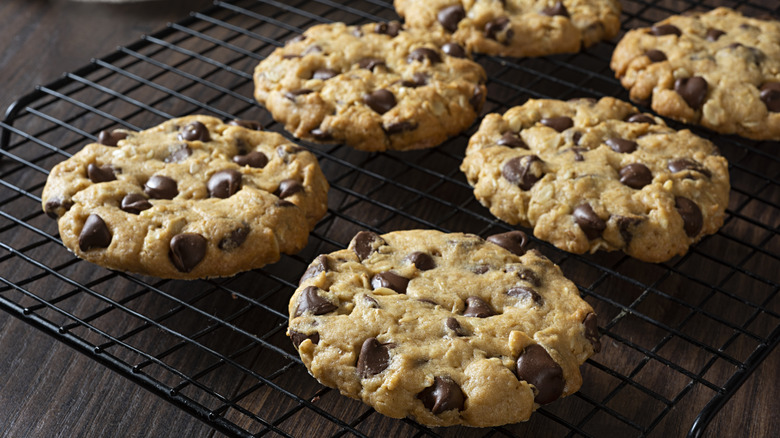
[218,226,249,251]
[144,175,178,199]
[284,89,313,101]
[619,163,653,189]
[302,44,322,55]
[507,286,543,305]
[165,144,192,163]
[207,169,242,198]
[445,317,466,336]
[645,49,667,63]
[406,252,435,271]
[606,137,638,153]
[97,129,128,146]
[515,344,564,405]
[540,116,574,132]
[760,82,780,112]
[277,179,303,199]
[179,121,210,142]
[675,196,703,237]
[651,24,682,37]
[169,233,207,273]
[516,268,541,287]
[295,286,337,317]
[463,296,495,318]
[675,76,708,110]
[289,330,319,348]
[364,295,380,308]
[437,5,465,33]
[616,216,642,245]
[120,193,152,215]
[44,197,73,218]
[442,42,466,58]
[401,72,428,88]
[383,121,417,134]
[357,338,393,378]
[470,86,485,112]
[79,214,112,251]
[487,230,529,256]
[497,131,527,149]
[706,28,726,41]
[233,151,268,168]
[375,21,402,37]
[352,231,384,261]
[228,119,262,130]
[472,265,490,275]
[363,89,396,114]
[502,155,544,190]
[626,113,656,124]
[313,68,338,81]
[541,1,569,17]
[371,271,409,294]
[87,163,116,183]
[417,376,465,414]
[574,204,606,240]
[668,158,710,177]
[485,16,512,43]
[299,254,330,284]
[407,48,441,64]
[310,128,333,141]
[358,57,386,71]
[583,313,601,353]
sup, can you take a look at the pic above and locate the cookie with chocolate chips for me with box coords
[460,97,730,263]
[395,0,621,58]
[42,115,329,279]
[253,21,487,151]
[611,7,780,140]
[288,229,599,427]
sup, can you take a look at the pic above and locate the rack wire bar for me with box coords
[1,0,778,437]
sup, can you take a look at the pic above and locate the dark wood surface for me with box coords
[0,1,777,437]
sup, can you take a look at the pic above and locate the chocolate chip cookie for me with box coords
[395,0,621,58]
[460,97,730,263]
[253,21,487,152]
[42,115,329,279]
[611,7,780,141]
[288,229,600,427]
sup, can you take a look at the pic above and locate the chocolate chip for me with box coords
[169,233,207,273]
[276,200,295,208]
[485,16,512,42]
[675,76,708,110]
[97,129,128,146]
[407,48,441,64]
[574,204,606,240]
[675,196,702,237]
[583,313,601,353]
[645,49,667,63]
[760,82,780,112]
[276,179,303,199]
[375,21,402,37]
[383,121,417,134]
[619,163,653,189]
[144,175,178,199]
[541,1,569,17]
[507,286,543,305]
[44,197,73,218]
[363,89,397,115]
[357,337,392,378]
[299,254,330,284]
[470,86,485,112]
[352,231,384,261]
[417,376,465,414]
[405,252,436,271]
[165,144,192,163]
[540,116,573,132]
[571,131,583,145]
[120,193,152,214]
[294,286,337,317]
[445,317,466,336]
[463,296,495,318]
[616,215,642,245]
[706,28,726,41]
[284,89,313,101]
[358,57,386,71]
[371,271,409,294]
[302,44,322,55]
[208,169,242,198]
[487,230,528,256]
[570,147,586,162]
[276,144,304,158]
[233,151,268,168]
[401,72,428,88]
[442,42,466,58]
[313,68,338,81]
[437,5,465,33]
[497,131,527,149]
[79,214,112,251]
[178,121,210,142]
[651,24,681,37]
[626,113,656,124]
[606,137,638,154]
[289,330,319,348]
[502,155,544,190]
[228,119,262,130]
[364,295,380,308]
[516,268,541,287]
[218,226,249,251]
[472,265,490,275]
[310,128,333,141]
[87,163,116,183]
[668,158,711,177]
[515,344,564,405]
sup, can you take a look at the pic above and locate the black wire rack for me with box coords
[1,0,778,437]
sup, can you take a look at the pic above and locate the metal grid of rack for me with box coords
[1,0,778,437]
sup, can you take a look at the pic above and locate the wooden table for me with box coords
[0,1,777,437]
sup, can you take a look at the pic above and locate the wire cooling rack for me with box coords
[1,0,778,437]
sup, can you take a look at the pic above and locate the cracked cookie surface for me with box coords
[253,22,487,152]
[288,229,599,427]
[611,7,780,140]
[42,115,328,279]
[460,97,730,263]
